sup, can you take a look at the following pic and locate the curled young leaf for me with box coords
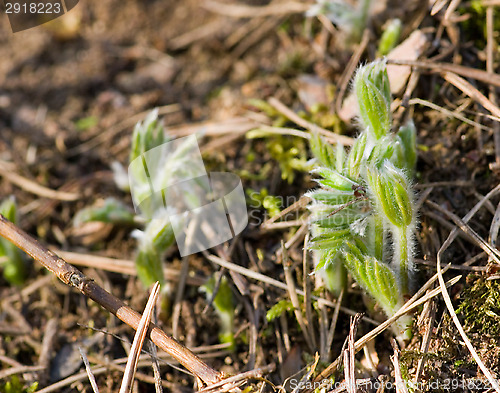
[354,59,391,140]
[366,161,413,228]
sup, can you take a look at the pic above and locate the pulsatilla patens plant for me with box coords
[75,110,183,291]
[307,60,417,337]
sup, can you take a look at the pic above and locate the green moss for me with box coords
[456,277,500,337]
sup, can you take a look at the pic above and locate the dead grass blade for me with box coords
[303,234,316,349]
[434,186,500,392]
[262,195,310,228]
[202,1,310,18]
[386,59,500,88]
[79,348,100,393]
[0,160,79,201]
[426,200,500,264]
[390,340,409,393]
[205,253,380,325]
[409,97,491,131]
[198,363,276,393]
[0,215,222,386]
[55,250,205,286]
[344,315,361,393]
[119,282,161,393]
[307,274,462,391]
[413,296,436,383]
[0,365,45,380]
[437,259,500,391]
[268,97,354,145]
[443,72,500,118]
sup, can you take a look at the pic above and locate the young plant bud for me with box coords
[129,108,168,163]
[313,167,358,192]
[367,161,415,293]
[73,198,136,226]
[201,275,236,350]
[347,131,367,179]
[394,120,417,174]
[307,60,417,338]
[310,132,338,169]
[354,59,391,140]
[342,241,402,317]
[377,18,402,56]
[366,161,413,228]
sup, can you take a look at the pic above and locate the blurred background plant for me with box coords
[306,0,372,44]
[0,197,26,286]
[200,274,236,351]
[74,110,196,292]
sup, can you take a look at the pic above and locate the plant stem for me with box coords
[0,214,222,386]
[395,226,411,295]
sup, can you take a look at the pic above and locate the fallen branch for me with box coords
[0,214,221,387]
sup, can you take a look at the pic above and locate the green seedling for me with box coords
[75,109,194,291]
[307,59,417,339]
[0,197,26,285]
[201,274,236,350]
[0,375,38,393]
[377,19,402,56]
[74,198,136,226]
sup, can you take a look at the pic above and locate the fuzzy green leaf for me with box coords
[367,162,413,228]
[74,198,136,226]
[135,247,164,288]
[130,108,168,163]
[394,120,417,173]
[313,167,357,191]
[354,60,391,140]
[307,189,354,206]
[342,242,402,316]
[347,131,367,179]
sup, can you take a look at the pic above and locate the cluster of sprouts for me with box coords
[307,60,417,338]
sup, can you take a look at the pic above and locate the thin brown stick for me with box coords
[120,282,160,393]
[202,0,309,18]
[386,59,500,88]
[0,214,221,386]
[344,315,361,393]
[443,72,500,118]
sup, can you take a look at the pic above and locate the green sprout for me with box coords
[75,109,189,290]
[0,375,38,393]
[201,274,236,350]
[307,59,417,339]
[0,197,26,286]
[377,19,402,56]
